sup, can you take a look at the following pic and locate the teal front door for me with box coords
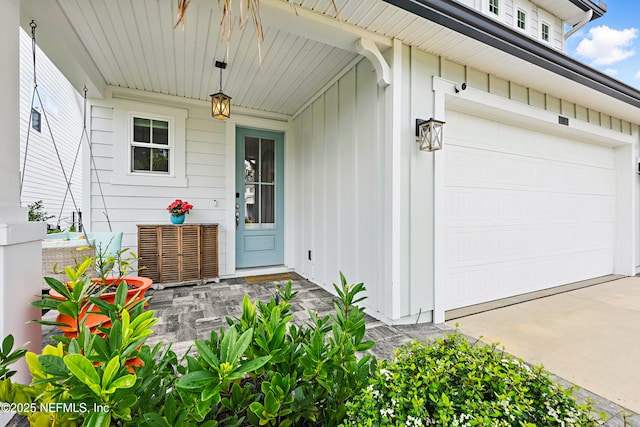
[235,128,284,268]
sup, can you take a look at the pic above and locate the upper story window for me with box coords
[131,116,170,174]
[541,22,550,42]
[517,9,527,30]
[489,0,499,15]
[31,108,41,132]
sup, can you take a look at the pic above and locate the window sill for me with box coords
[110,173,188,187]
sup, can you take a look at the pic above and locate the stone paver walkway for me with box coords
[144,275,450,360]
[8,274,639,426]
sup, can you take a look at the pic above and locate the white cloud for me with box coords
[576,25,638,66]
[604,68,619,76]
[636,70,640,79]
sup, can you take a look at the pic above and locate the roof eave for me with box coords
[568,0,607,20]
[382,0,640,110]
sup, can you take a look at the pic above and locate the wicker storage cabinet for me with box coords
[137,224,218,285]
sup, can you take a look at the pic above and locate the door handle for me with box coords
[236,211,240,229]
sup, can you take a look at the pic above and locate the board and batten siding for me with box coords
[290,60,392,317]
[86,97,228,275]
[19,28,83,229]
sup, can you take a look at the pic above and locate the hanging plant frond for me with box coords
[174,0,339,63]
[174,0,191,29]
[245,0,265,61]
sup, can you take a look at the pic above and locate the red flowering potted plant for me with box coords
[166,199,193,224]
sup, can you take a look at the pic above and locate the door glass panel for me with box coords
[261,139,275,183]
[244,184,257,226]
[244,137,259,183]
[242,135,277,229]
[261,184,275,225]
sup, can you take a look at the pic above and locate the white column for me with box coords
[614,136,637,275]
[431,78,450,324]
[0,0,45,398]
[389,38,409,321]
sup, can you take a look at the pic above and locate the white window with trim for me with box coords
[517,9,527,30]
[489,0,499,16]
[130,116,170,174]
[109,100,188,187]
[541,21,550,42]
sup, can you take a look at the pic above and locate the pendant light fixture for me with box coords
[211,61,231,120]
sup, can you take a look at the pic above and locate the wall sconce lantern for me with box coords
[211,61,231,120]
[416,118,445,151]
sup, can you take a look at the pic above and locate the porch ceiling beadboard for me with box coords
[54,0,359,116]
[21,0,640,121]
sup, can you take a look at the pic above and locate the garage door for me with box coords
[444,110,616,310]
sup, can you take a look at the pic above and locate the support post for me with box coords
[0,2,45,415]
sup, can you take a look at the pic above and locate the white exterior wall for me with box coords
[409,48,638,322]
[289,60,393,318]
[80,45,640,325]
[19,28,83,230]
[478,0,565,51]
[86,94,229,274]
[635,125,640,273]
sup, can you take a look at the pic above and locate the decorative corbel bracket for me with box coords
[355,38,391,87]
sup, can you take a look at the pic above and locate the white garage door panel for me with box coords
[444,111,616,310]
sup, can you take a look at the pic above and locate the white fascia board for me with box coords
[433,77,635,148]
[20,0,107,99]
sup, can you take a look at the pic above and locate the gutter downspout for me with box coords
[564,9,593,40]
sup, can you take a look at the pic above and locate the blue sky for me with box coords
[566,0,640,89]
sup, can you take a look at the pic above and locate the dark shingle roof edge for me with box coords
[383,0,640,109]
[569,0,607,20]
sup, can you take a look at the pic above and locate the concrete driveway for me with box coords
[449,277,640,415]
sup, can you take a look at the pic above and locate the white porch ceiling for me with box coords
[20,0,639,122]
[37,0,364,116]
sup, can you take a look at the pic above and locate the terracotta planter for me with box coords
[94,276,153,305]
[56,312,111,339]
[49,276,153,306]
[50,276,153,338]
[124,356,145,373]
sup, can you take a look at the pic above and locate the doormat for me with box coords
[244,272,296,285]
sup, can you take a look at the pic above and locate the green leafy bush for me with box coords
[2,272,375,426]
[175,273,377,426]
[343,333,598,427]
[27,200,54,223]
[0,264,183,427]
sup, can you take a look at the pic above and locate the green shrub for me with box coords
[27,200,54,222]
[343,333,599,427]
[175,273,376,426]
[2,272,375,426]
